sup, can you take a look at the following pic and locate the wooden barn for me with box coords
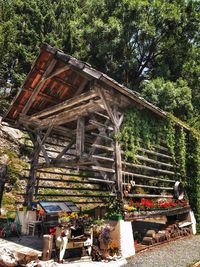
[3,44,191,219]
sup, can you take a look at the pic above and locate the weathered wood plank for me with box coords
[30,90,98,120]
[39,100,103,128]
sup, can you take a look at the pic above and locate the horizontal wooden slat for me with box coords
[92,155,114,162]
[134,184,173,190]
[20,193,115,198]
[92,144,114,152]
[122,161,179,176]
[122,171,176,183]
[91,132,113,141]
[88,178,115,184]
[127,193,173,198]
[89,120,114,131]
[91,165,115,173]
[135,155,174,168]
[22,176,105,185]
[37,186,105,191]
[136,147,173,160]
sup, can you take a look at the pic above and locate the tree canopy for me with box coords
[0,0,199,129]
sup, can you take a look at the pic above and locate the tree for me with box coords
[139,78,193,121]
[71,0,200,89]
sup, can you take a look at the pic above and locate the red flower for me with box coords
[128,200,134,206]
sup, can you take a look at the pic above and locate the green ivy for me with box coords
[165,116,176,162]
[119,107,200,232]
[186,130,200,232]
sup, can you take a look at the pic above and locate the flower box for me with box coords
[124,206,191,221]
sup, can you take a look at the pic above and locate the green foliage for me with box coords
[176,127,186,176]
[140,78,193,121]
[105,197,123,218]
[119,106,166,162]
[120,106,200,232]
[186,130,200,232]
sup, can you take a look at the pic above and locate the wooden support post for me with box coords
[114,129,123,199]
[113,108,124,199]
[24,133,40,209]
[55,139,75,160]
[76,117,85,157]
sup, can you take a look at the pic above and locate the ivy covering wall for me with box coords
[119,106,200,232]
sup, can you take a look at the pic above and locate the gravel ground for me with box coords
[125,235,200,267]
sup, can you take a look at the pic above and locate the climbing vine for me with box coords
[186,130,200,232]
[119,106,200,232]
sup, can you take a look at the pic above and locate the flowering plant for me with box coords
[124,198,189,212]
[109,241,119,255]
[99,224,112,245]
[58,212,93,228]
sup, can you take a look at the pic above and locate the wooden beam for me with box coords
[39,99,103,129]
[97,87,117,126]
[36,135,50,165]
[76,117,85,157]
[114,131,123,198]
[30,90,98,120]
[21,58,58,115]
[55,139,75,160]
[24,134,40,209]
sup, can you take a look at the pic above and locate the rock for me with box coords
[0,248,18,267]
[14,250,38,265]
[1,124,23,143]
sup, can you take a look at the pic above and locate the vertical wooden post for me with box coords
[113,107,124,199]
[114,126,123,199]
[76,117,85,157]
[24,133,40,209]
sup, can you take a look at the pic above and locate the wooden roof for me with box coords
[4,43,189,131]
